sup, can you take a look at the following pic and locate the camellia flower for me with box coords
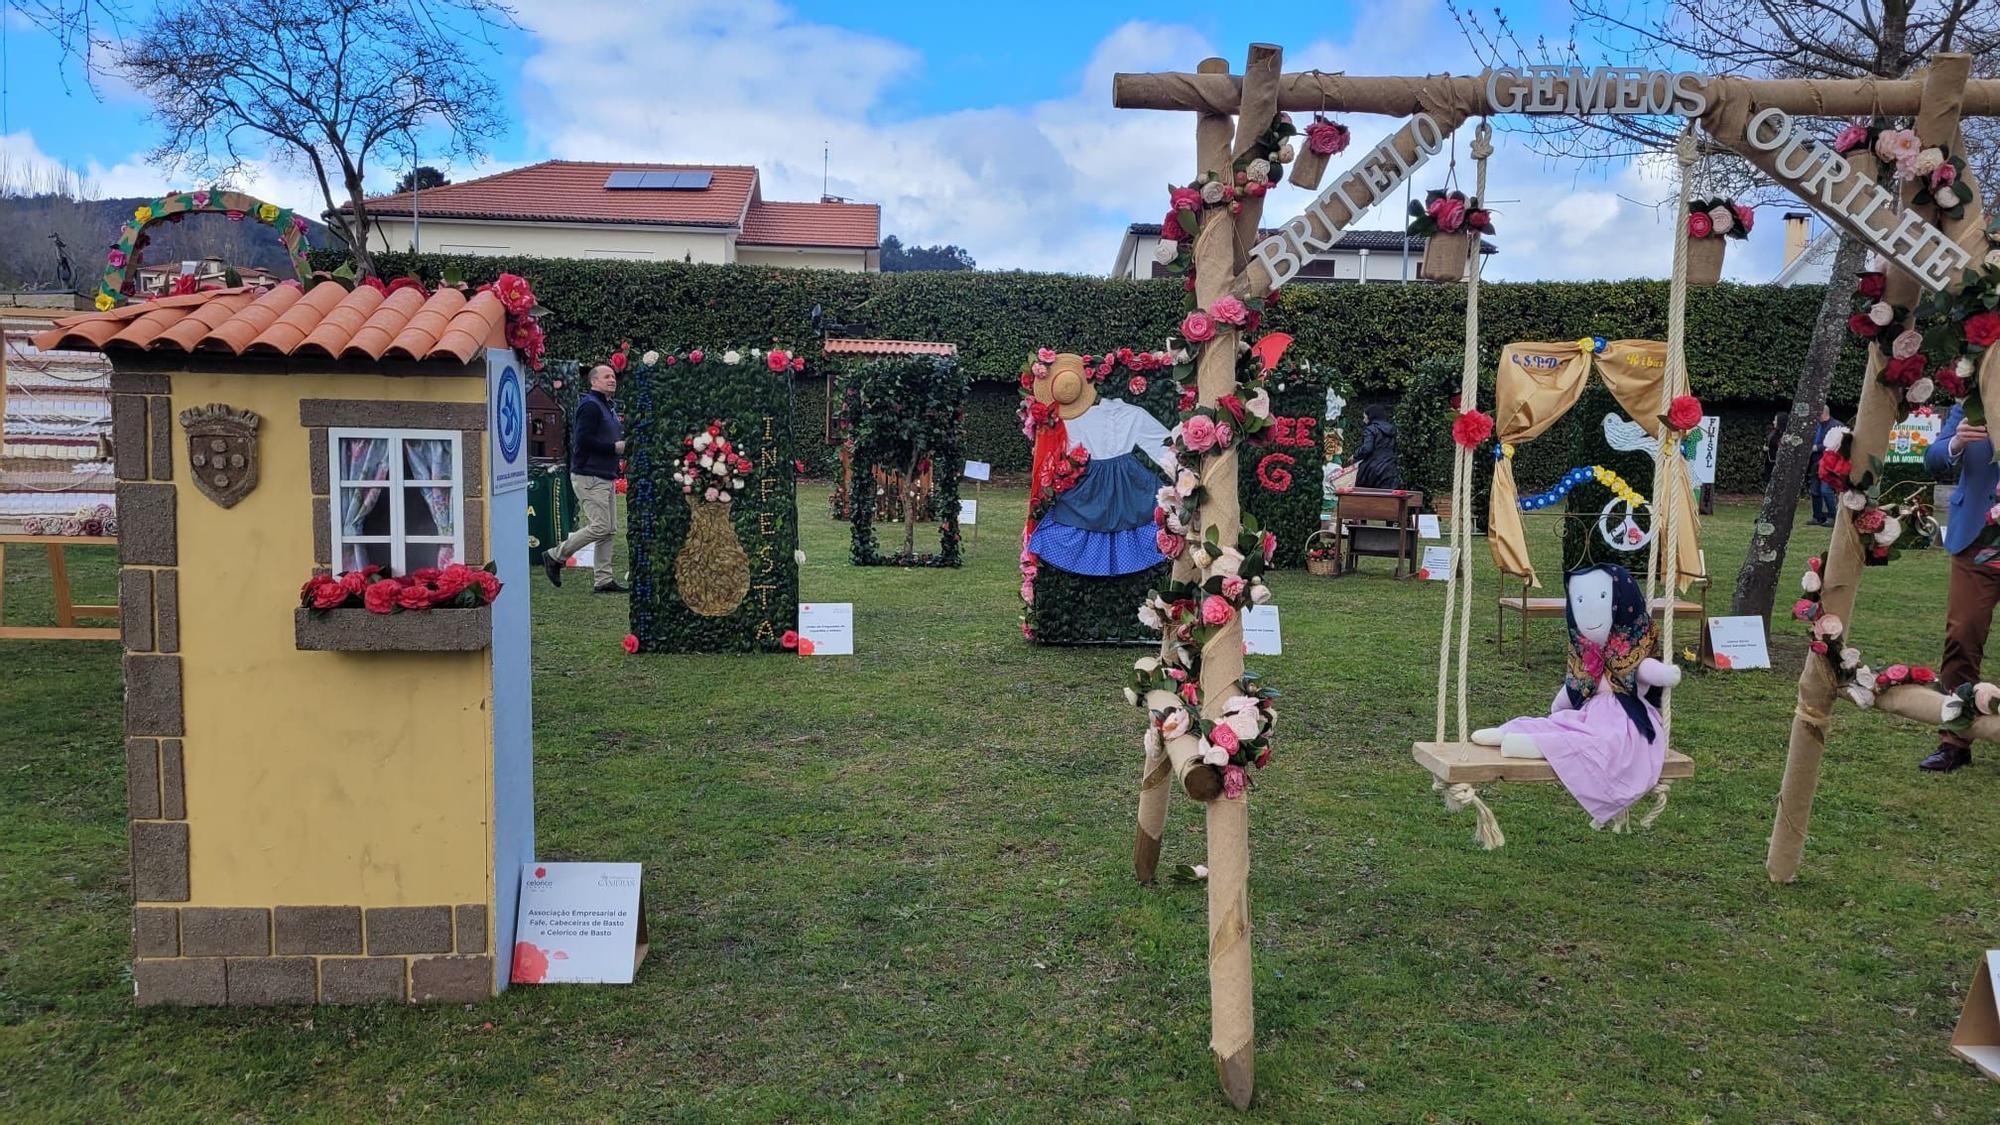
[1221,575,1248,600]
[1182,414,1218,451]
[1200,180,1226,204]
[1222,765,1248,799]
[1161,708,1192,739]
[1452,408,1495,449]
[1428,194,1467,232]
[1665,394,1703,433]
[1306,118,1349,156]
[1732,203,1754,233]
[1907,377,1935,405]
[1201,594,1234,626]
[1875,128,1921,167]
[1891,329,1923,359]
[1687,211,1713,239]
[723,349,742,365]
[1153,240,1180,265]
[1801,569,1822,594]
[1868,301,1896,327]
[1181,310,1218,342]
[1964,310,2000,348]
[1707,206,1734,235]
[689,348,704,363]
[622,634,640,654]
[1209,295,1249,326]
[1832,122,1870,153]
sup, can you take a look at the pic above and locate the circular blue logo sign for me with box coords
[497,365,524,464]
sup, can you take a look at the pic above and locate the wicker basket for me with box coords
[1419,230,1473,282]
[1686,236,1725,286]
[1306,529,1341,576]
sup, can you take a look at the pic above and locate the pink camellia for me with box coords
[767,350,790,373]
[1213,421,1234,447]
[1156,529,1186,558]
[1222,765,1248,799]
[1209,295,1249,325]
[1428,195,1467,232]
[493,273,536,316]
[1221,575,1248,600]
[1182,414,1218,452]
[1934,161,1958,188]
[1687,211,1713,239]
[1732,203,1754,233]
[1169,186,1202,213]
[1792,597,1817,621]
[1037,347,1057,364]
[1128,375,1147,394]
[1181,310,1217,343]
[106,249,125,268]
[689,348,704,363]
[1260,530,1277,565]
[1020,580,1035,604]
[1201,594,1234,626]
[1306,119,1349,156]
[1832,122,1869,153]
[1209,723,1241,753]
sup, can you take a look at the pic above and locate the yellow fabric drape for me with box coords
[1488,340,1593,587]
[1487,339,1702,591]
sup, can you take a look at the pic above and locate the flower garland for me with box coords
[672,421,751,502]
[300,563,502,615]
[1831,119,1968,204]
[1792,609,1998,734]
[20,502,116,537]
[1155,111,1299,293]
[1687,197,1753,241]
[1016,346,1179,440]
[98,188,312,310]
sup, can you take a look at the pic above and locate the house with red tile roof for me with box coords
[354,161,881,272]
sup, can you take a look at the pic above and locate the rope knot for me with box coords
[1675,128,1698,168]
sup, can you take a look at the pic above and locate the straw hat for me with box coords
[1032,352,1098,421]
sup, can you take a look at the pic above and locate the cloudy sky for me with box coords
[0,0,1808,282]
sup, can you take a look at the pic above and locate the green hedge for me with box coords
[329,252,1862,402]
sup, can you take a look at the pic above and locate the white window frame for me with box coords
[328,427,466,576]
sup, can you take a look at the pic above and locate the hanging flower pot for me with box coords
[1419,230,1473,282]
[1686,236,1726,286]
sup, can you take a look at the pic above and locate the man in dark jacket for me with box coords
[1354,404,1401,489]
[543,364,626,592]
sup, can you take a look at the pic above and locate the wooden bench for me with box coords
[0,534,118,641]
[1495,573,1708,666]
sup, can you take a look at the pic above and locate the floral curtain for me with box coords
[339,437,389,573]
[403,438,457,566]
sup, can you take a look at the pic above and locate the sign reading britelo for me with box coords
[179,403,262,508]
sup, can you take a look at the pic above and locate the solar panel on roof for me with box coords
[604,171,646,189]
[604,169,715,190]
[676,171,713,190]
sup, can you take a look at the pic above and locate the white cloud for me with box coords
[506,0,1793,283]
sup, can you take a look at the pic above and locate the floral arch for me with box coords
[97,188,313,310]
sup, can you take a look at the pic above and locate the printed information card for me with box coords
[511,862,648,985]
[1243,606,1282,655]
[799,602,855,655]
[1421,546,1455,580]
[1706,615,1770,670]
[963,460,992,481]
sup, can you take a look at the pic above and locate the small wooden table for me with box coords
[0,534,119,641]
[1495,573,1707,666]
[1334,488,1424,578]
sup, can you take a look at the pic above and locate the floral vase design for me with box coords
[675,498,750,617]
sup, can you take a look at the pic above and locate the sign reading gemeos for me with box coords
[1251,67,1966,294]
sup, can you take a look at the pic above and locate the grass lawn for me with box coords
[2,490,1998,1121]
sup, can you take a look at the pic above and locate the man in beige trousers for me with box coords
[543,364,626,592]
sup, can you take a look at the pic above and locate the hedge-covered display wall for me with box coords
[1238,357,1344,569]
[627,348,801,653]
[328,252,1866,493]
[844,355,969,566]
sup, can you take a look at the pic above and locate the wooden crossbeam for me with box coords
[1115,70,2000,118]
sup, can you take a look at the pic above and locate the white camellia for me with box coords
[1176,468,1200,496]
[1907,377,1935,404]
[1891,329,1922,359]
[1936,185,1961,208]
[1842,489,1868,510]
[1855,666,1878,690]
[1847,684,1878,709]
[731,477,745,489]
[1250,582,1273,605]
[1202,743,1228,767]
[1875,516,1902,545]
[642,350,660,366]
[699,455,714,469]
[1277,142,1295,163]
[1157,485,1179,510]
[1200,180,1226,204]
[1708,206,1733,234]
[723,349,742,365]
[1801,570,1822,593]
[751,348,762,358]
[1190,546,1215,569]
[1913,147,1945,175]
[1247,158,1271,182]
[1209,546,1246,578]
[794,549,806,564]
[1245,388,1272,419]
[1161,708,1191,739]
[1138,603,1163,630]
[1960,355,1979,379]
[1134,655,1160,675]
[1840,647,1862,670]
[1153,240,1180,265]
[694,433,712,450]
[1941,694,1967,723]
[1868,301,1895,326]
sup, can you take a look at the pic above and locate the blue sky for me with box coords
[0,0,1802,281]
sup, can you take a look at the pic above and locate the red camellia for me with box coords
[1452,409,1495,449]
[397,583,436,611]
[471,571,502,602]
[363,579,402,614]
[1217,393,1246,422]
[1856,271,1888,299]
[1965,310,2000,348]
[312,580,351,610]
[433,564,474,601]
[615,477,629,495]
[1687,211,1713,239]
[1939,368,1970,399]
[781,629,800,650]
[1665,394,1703,432]
[1847,313,1882,338]
[1883,354,1928,387]
[1853,507,1887,534]
[1161,211,1186,241]
[1912,665,1937,683]
[767,350,791,373]
[493,273,536,316]
[1819,449,1852,489]
[621,634,640,654]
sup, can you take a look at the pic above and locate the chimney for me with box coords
[1783,212,1811,266]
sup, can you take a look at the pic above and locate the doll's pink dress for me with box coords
[1499,675,1665,826]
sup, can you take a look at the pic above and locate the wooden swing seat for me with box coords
[1412,740,1696,785]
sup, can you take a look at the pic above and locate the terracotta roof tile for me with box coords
[740,201,880,249]
[297,286,385,357]
[823,338,957,356]
[31,283,506,367]
[357,160,759,228]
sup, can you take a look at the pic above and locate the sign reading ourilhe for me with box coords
[487,348,530,495]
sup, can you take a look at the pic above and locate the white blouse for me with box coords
[1064,398,1177,475]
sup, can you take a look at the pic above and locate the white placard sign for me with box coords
[958,498,978,525]
[511,862,648,984]
[1243,606,1282,655]
[799,602,854,656]
[567,542,595,569]
[1706,616,1771,670]
[963,460,992,482]
[1689,416,1720,486]
[486,348,530,494]
[1417,514,1441,539]
[1421,546,1455,580]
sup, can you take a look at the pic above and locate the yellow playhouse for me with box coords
[37,282,535,1005]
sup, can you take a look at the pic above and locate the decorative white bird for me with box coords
[1325,388,1346,421]
[1602,412,1659,455]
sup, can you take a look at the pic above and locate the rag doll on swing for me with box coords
[1473,563,1682,827]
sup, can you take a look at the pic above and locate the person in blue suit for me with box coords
[1923,403,1997,771]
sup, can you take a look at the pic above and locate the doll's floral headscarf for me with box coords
[1562,563,1664,742]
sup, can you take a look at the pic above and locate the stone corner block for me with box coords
[134,957,226,1006]
[115,483,177,566]
[410,955,495,1004]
